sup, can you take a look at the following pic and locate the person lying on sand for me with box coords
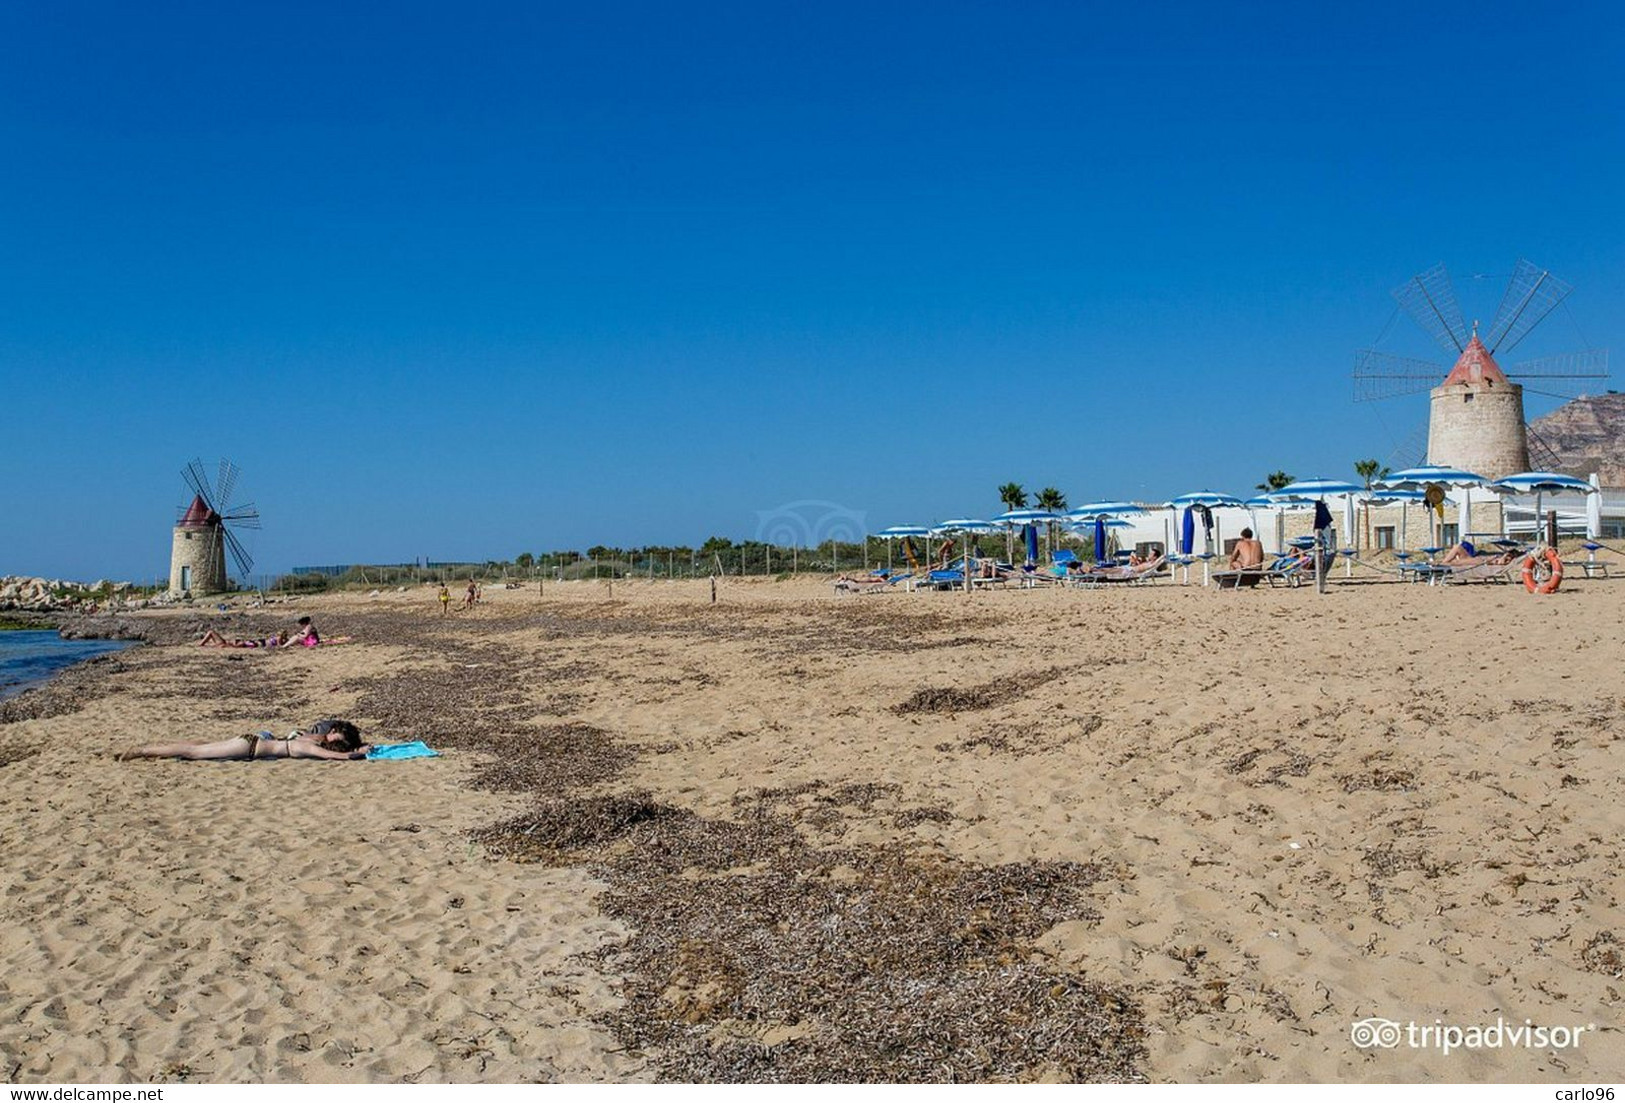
[198,629,288,649]
[118,719,371,761]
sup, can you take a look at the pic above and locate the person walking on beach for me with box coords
[438,584,451,615]
[464,580,477,608]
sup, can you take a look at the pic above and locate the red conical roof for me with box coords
[1441,334,1510,386]
[179,494,220,528]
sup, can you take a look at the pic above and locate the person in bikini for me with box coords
[198,629,289,649]
[117,719,370,761]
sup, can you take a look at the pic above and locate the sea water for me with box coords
[0,630,136,701]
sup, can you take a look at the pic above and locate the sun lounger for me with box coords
[1560,559,1613,579]
[833,571,914,595]
[1071,555,1168,587]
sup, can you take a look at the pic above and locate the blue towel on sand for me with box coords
[366,741,439,760]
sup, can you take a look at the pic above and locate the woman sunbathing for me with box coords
[117,719,371,761]
[199,629,288,649]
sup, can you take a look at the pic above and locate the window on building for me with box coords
[1440,523,1460,546]
[1604,521,1625,540]
[1375,526,1396,550]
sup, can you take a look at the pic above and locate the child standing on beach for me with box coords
[438,584,451,615]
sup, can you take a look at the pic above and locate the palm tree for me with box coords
[1035,487,1067,559]
[1256,471,1295,492]
[998,482,1028,511]
[1353,459,1391,551]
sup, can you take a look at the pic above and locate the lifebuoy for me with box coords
[1521,548,1564,594]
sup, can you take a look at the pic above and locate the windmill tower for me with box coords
[1354,260,1608,480]
[168,459,260,597]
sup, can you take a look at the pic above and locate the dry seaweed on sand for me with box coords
[892,666,1070,716]
[473,786,1145,1082]
[597,815,1144,1082]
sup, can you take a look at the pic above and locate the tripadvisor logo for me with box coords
[1351,1016,1593,1057]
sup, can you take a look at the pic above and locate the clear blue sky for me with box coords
[3,1,1621,581]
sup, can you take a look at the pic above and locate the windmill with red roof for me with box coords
[1352,260,1608,480]
[168,459,260,597]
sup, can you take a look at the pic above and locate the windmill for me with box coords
[167,459,261,597]
[1352,260,1608,481]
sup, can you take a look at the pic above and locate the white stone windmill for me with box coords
[169,459,260,597]
[1352,260,1608,480]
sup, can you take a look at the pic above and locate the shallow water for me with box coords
[0,630,135,700]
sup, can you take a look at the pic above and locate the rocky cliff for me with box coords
[1528,393,1625,486]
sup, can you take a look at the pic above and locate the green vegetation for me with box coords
[1256,471,1295,492]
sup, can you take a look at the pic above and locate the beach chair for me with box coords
[1072,555,1169,587]
[1561,543,1614,579]
[1215,554,1297,590]
[833,571,914,595]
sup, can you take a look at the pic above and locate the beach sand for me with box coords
[1,576,1621,1082]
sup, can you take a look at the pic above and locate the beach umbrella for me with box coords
[935,519,996,590]
[1487,472,1596,544]
[1067,501,1146,518]
[994,509,1061,564]
[1168,491,1244,509]
[1380,466,1487,548]
[1361,488,1455,553]
[1170,492,1242,566]
[877,525,931,570]
[993,509,1062,525]
[1092,517,1107,563]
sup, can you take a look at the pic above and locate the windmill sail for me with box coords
[1503,348,1610,399]
[1352,349,1449,402]
[1392,263,1468,355]
[1486,259,1572,355]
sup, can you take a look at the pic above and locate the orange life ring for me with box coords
[1521,548,1563,594]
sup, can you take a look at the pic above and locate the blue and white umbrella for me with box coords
[1360,488,1454,552]
[993,509,1062,525]
[1168,491,1243,509]
[934,519,996,588]
[1270,477,1364,500]
[1068,501,1146,518]
[1379,467,1487,548]
[1488,471,1596,495]
[1488,472,1596,544]
[876,525,932,570]
[994,510,1062,566]
[1380,465,1487,489]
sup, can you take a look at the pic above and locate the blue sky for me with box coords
[2,1,1621,581]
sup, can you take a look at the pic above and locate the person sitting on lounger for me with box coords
[1229,529,1265,570]
[117,719,371,761]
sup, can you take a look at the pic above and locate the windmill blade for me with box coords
[223,526,255,578]
[1506,348,1609,401]
[1525,423,1566,472]
[1352,349,1448,402]
[182,459,214,508]
[216,459,241,512]
[1391,263,1468,355]
[1486,259,1572,355]
[221,503,262,530]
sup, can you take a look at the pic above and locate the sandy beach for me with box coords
[1,576,1622,1083]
